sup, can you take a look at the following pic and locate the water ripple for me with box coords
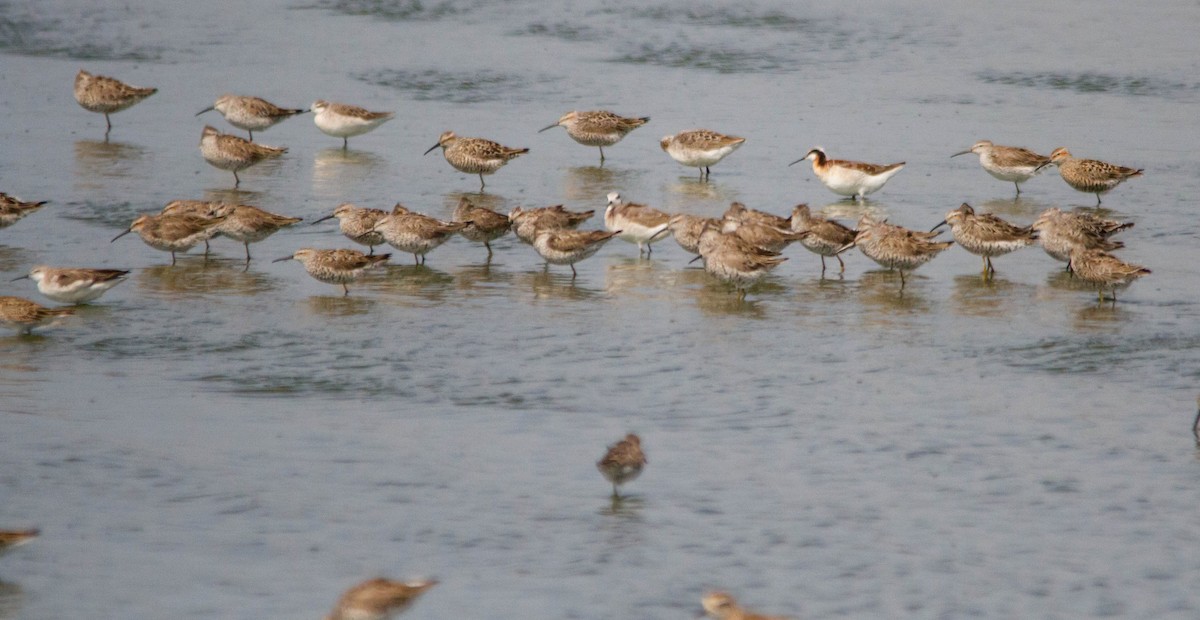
[356,68,544,104]
[294,0,481,20]
[0,2,165,61]
[978,70,1200,100]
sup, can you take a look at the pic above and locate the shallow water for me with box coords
[1,0,1199,618]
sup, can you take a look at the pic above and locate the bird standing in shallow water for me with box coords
[667,213,720,257]
[372,204,467,265]
[791,147,905,201]
[845,216,952,291]
[1031,207,1132,269]
[73,69,156,138]
[424,131,528,191]
[721,209,809,254]
[1067,247,1150,303]
[1037,147,1142,205]
[596,433,647,498]
[508,205,595,244]
[932,203,1037,279]
[697,221,787,300]
[0,297,74,335]
[532,228,621,277]
[539,110,649,163]
[604,192,671,257]
[14,267,129,304]
[660,129,745,180]
[311,203,389,256]
[952,140,1050,195]
[311,100,394,149]
[273,248,390,296]
[196,94,306,141]
[112,212,229,265]
[789,204,857,275]
[212,204,303,263]
[199,125,286,188]
[452,197,511,259]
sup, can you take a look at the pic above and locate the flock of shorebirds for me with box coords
[0,68,1153,336]
[0,70,1166,619]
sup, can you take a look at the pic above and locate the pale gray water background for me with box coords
[1,0,1199,618]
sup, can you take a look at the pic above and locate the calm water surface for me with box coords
[1,1,1199,618]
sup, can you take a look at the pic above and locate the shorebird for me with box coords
[532,228,621,277]
[14,267,129,304]
[722,208,808,254]
[1067,247,1150,303]
[211,204,302,262]
[931,203,1037,278]
[452,197,511,259]
[951,140,1050,195]
[196,94,306,141]
[199,125,286,188]
[702,591,790,620]
[1031,207,1132,267]
[160,199,227,219]
[788,204,857,274]
[112,212,229,265]
[697,221,787,299]
[311,100,394,149]
[660,129,745,179]
[596,433,647,498]
[790,147,905,200]
[604,192,671,256]
[273,248,390,296]
[312,203,389,255]
[723,201,791,230]
[538,110,649,162]
[372,204,467,264]
[424,131,528,190]
[508,205,595,244]
[1036,147,1143,205]
[73,69,156,138]
[325,577,437,620]
[0,529,39,555]
[0,192,47,229]
[159,199,232,254]
[844,217,953,290]
[667,213,720,257]
[0,297,74,335]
